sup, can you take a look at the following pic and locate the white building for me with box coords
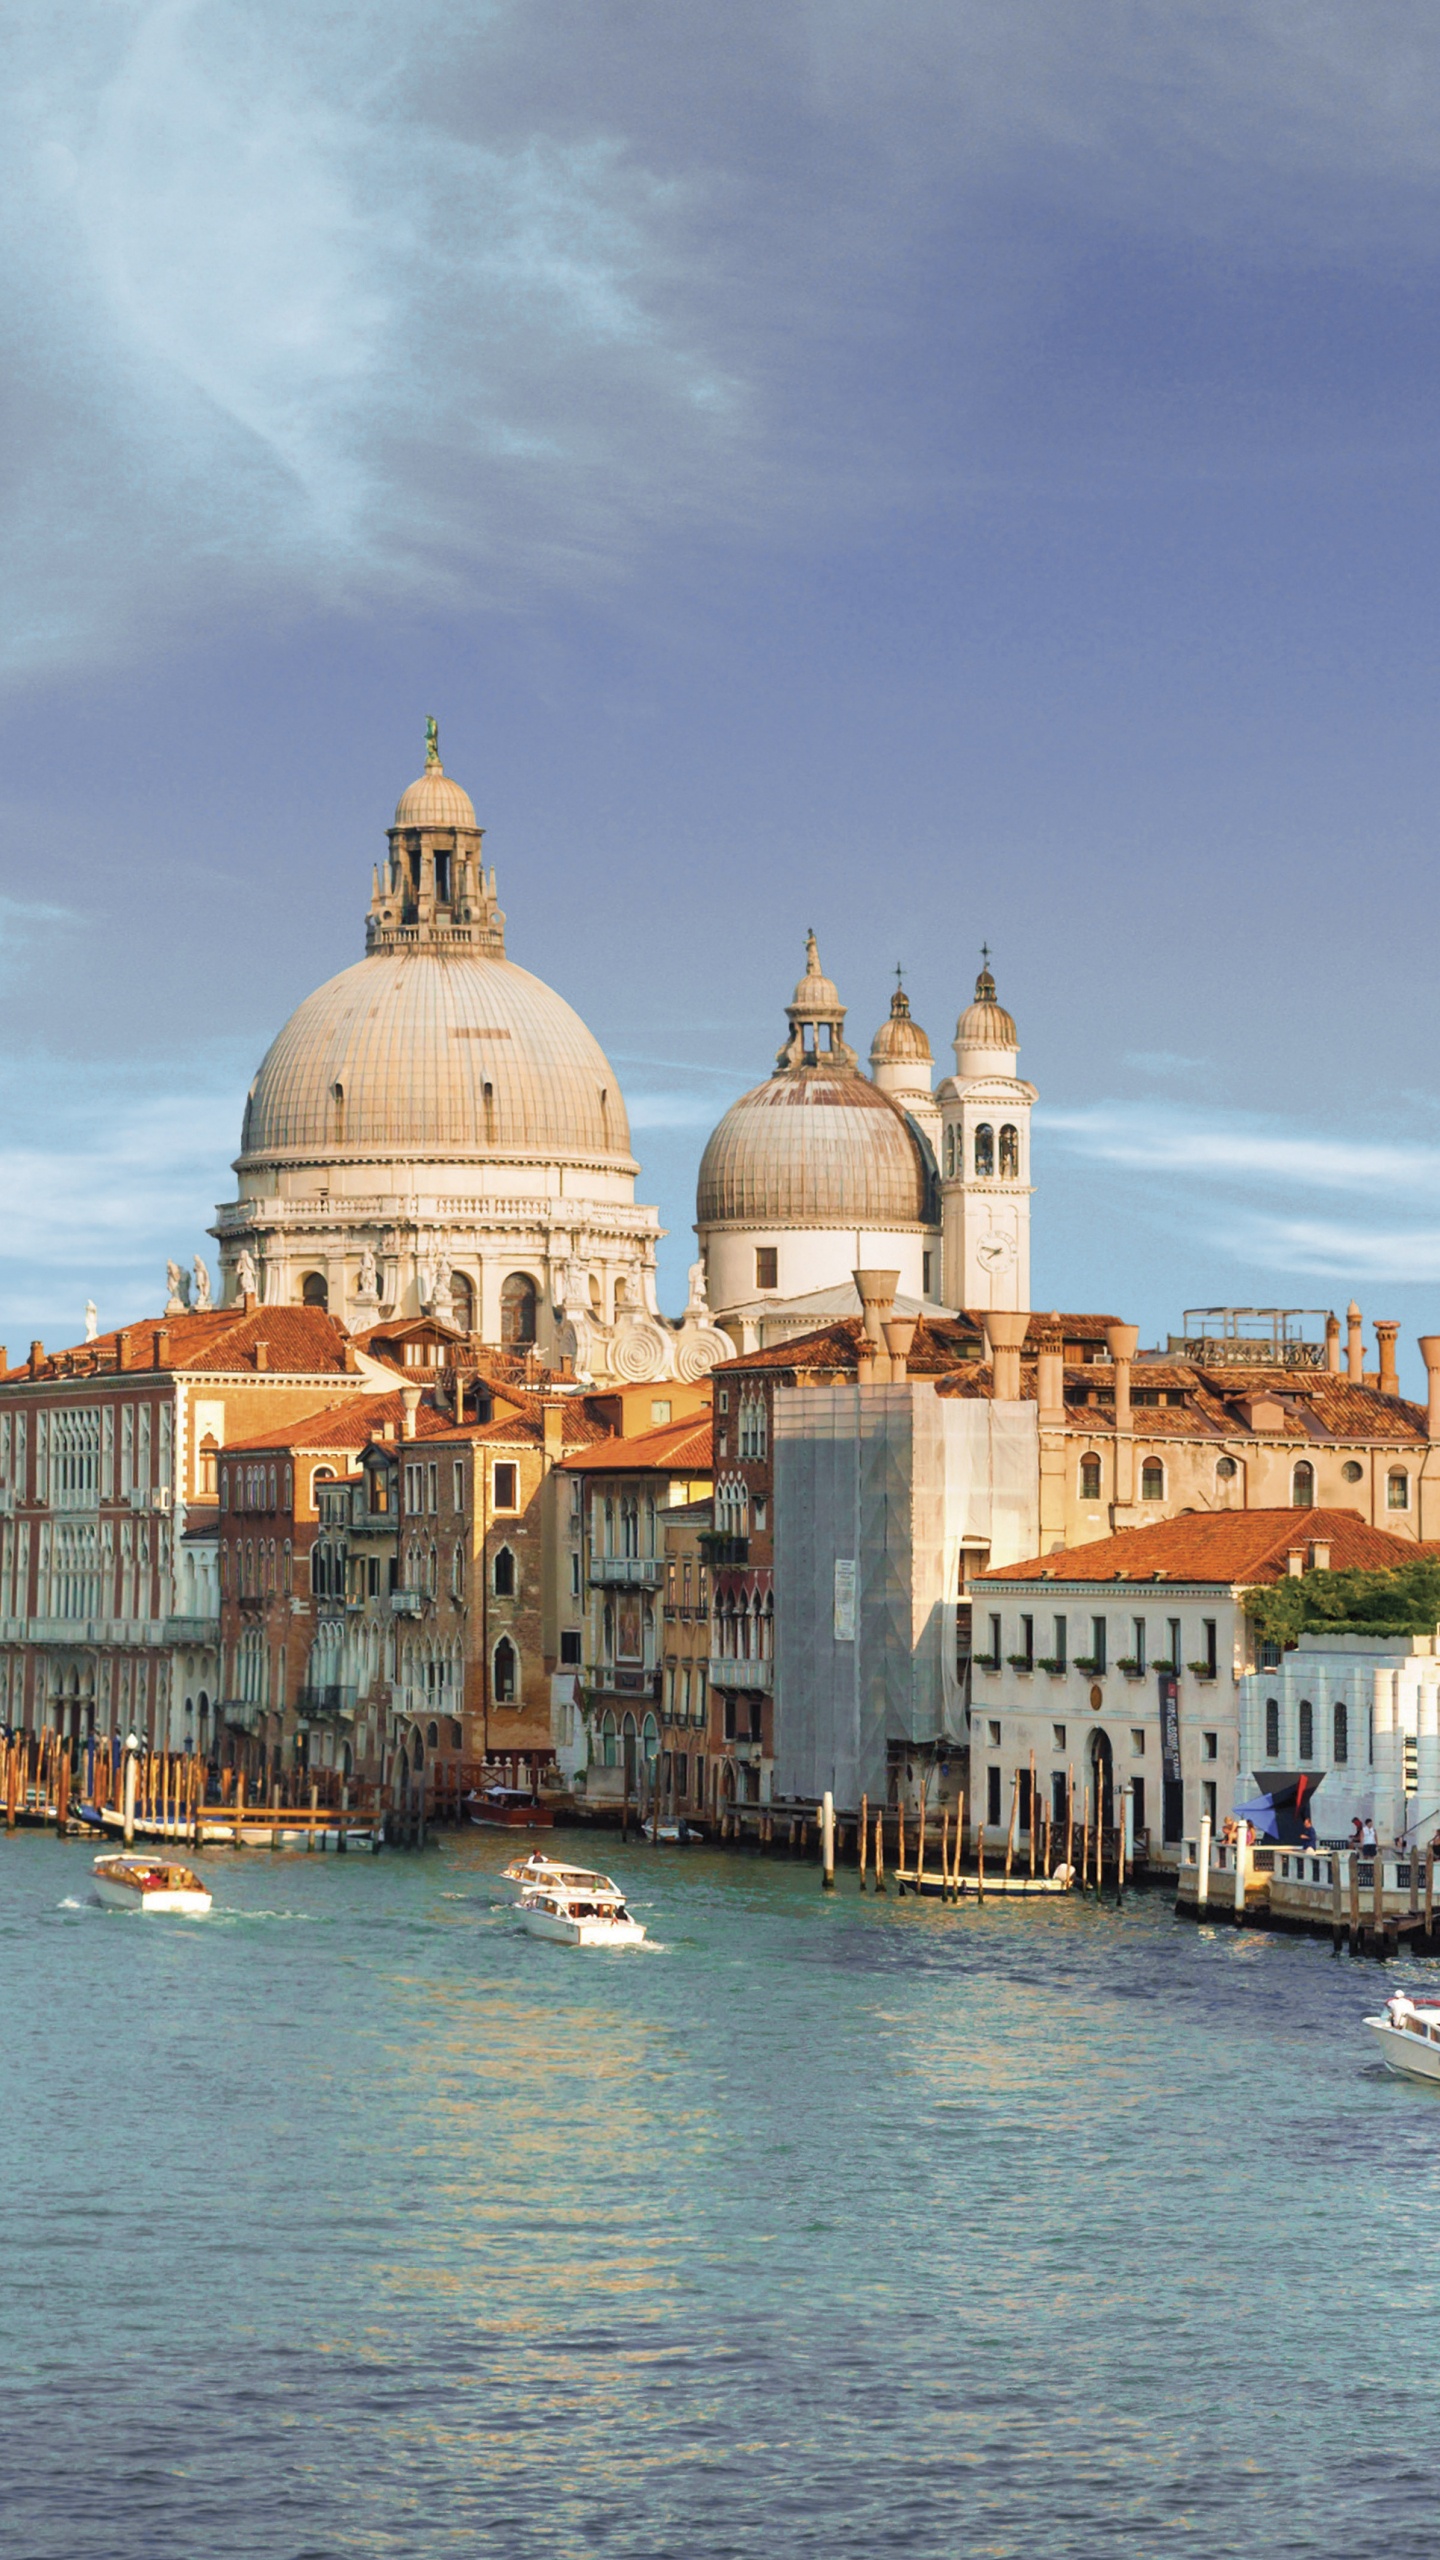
[938,959,1036,1315]
[1238,1633,1440,1846]
[213,727,729,1388]
[974,1507,1422,1866]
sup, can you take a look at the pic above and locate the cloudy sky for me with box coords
[4,0,1440,1378]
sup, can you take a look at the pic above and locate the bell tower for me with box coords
[937,955,1037,1312]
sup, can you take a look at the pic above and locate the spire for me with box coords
[775,931,856,1073]
[975,943,996,1003]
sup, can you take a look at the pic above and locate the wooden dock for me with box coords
[1176,1838,1440,1957]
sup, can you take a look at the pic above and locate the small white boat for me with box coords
[517,1883,646,1948]
[495,1852,621,1904]
[1366,1992,1440,2082]
[92,1853,212,1916]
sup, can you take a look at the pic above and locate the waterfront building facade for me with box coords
[0,1304,384,1753]
[557,1411,713,1810]
[1237,1630,1440,1848]
[974,1509,1424,1866]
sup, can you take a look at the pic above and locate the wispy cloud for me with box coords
[0,1044,246,1346]
[0,896,81,977]
[1122,1051,1209,1080]
[1049,1100,1440,1199]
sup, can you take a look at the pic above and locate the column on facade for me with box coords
[1373,1665,1401,1838]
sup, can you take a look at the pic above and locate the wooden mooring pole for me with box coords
[858,1791,868,1891]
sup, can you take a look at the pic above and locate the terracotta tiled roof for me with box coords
[558,1413,714,1474]
[714,1312,1122,1380]
[979,1508,1426,1587]
[223,1392,444,1457]
[1,1306,360,1384]
[934,1357,1429,1446]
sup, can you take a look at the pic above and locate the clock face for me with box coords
[976,1234,1013,1272]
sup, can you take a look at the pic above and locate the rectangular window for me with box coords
[988,1611,1001,1666]
[560,1629,582,1666]
[493,1462,518,1511]
[1131,1617,1146,1672]
[1019,1613,1033,1669]
[1131,1776,1146,1837]
[1260,1638,1282,1671]
[1167,1618,1182,1673]
[987,1719,1001,1746]
[1090,1616,1107,1673]
[1298,1699,1314,1762]
[987,1764,1002,1826]
[755,1247,778,1291]
[1051,1770,1067,1824]
[1333,1700,1348,1765]
[1131,1728,1145,1756]
[1203,1779,1217,1829]
[1203,1730,1217,1760]
[922,1252,933,1296]
[570,1551,581,1598]
[427,1463,438,1515]
[1052,1723,1066,1749]
[1052,1614,1066,1670]
[1265,1698,1280,1757]
[1202,1618,1218,1677]
[453,1462,465,1512]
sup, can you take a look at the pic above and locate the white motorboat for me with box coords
[1366,1991,1440,2082]
[517,1883,646,1948]
[495,1852,621,1904]
[92,1853,212,1916]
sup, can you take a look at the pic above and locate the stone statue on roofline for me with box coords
[354,1245,379,1303]
[84,1300,98,1342]
[234,1248,258,1301]
[165,1260,190,1316]
[192,1255,212,1311]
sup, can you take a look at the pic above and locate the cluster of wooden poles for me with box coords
[839,1746,1133,1904]
[2,1728,73,1831]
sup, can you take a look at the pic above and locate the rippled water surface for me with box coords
[3,1830,1438,2559]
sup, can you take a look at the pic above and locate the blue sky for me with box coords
[5,0,1440,1381]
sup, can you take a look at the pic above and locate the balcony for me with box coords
[220,1698,266,1732]
[709,1657,774,1693]
[295,1684,357,1722]
[165,1615,219,1644]
[588,1556,664,1588]
[701,1536,750,1569]
[389,1588,425,1616]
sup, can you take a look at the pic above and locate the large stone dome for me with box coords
[240,949,633,1164]
[697,1071,931,1227]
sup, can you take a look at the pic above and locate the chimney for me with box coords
[152,1329,168,1369]
[1419,1336,1440,1441]
[883,1316,918,1380]
[1375,1321,1400,1398]
[987,1310,1029,1403]
[343,1342,359,1372]
[252,1339,268,1371]
[852,1267,900,1348]
[241,1290,255,1313]
[380,1420,396,1441]
[0,1347,7,1378]
[1105,1321,1140,1433]
[543,1405,564,1460]
[1036,1317,1065,1427]
[1325,1312,1341,1374]
[1309,1539,1331,1571]
[28,1340,42,1377]
[1347,1300,1364,1383]
[1287,1548,1305,1577]
[401,1385,421,1440]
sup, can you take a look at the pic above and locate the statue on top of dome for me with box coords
[425,715,441,770]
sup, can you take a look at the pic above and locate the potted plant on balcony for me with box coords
[1037,1655,1067,1675]
[1115,1656,1146,1680]
[1073,1654,1104,1676]
[1006,1653,1035,1674]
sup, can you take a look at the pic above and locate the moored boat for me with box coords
[92,1854,212,1915]
[1366,1991,1440,2082]
[517,1883,646,1948]
[467,1785,554,1830]
[495,1852,621,1903]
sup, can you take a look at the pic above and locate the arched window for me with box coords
[1333,1700,1349,1764]
[641,1712,659,1763]
[451,1542,464,1601]
[426,1720,439,1749]
[199,1435,218,1498]
[1140,1458,1165,1502]
[1080,1453,1102,1501]
[600,1711,618,1768]
[500,1273,537,1346]
[449,1272,475,1333]
[219,1467,229,1510]
[943,1127,955,1178]
[301,1272,329,1309]
[449,1719,462,1751]
[312,1466,334,1506]
[998,1123,1019,1178]
[1298,1699,1314,1760]
[1265,1698,1280,1758]
[492,1545,516,1597]
[974,1123,994,1177]
[283,1539,292,1595]
[1291,1461,1315,1507]
[493,1636,518,1704]
[1388,1469,1410,1511]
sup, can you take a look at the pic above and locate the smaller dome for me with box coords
[870,980,933,1069]
[956,959,1017,1050]
[393,764,478,831]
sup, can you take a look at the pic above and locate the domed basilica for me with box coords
[695,936,1036,1339]
[212,729,730,1385]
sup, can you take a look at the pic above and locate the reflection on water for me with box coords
[6,1831,1440,2558]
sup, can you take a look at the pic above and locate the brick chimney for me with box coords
[1375,1321,1400,1398]
[987,1311,1029,1402]
[1325,1312,1341,1374]
[252,1340,268,1371]
[152,1329,169,1368]
[1036,1317,1065,1427]
[1309,1539,1331,1571]
[1347,1300,1364,1383]
[28,1340,43,1376]
[1420,1336,1440,1442]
